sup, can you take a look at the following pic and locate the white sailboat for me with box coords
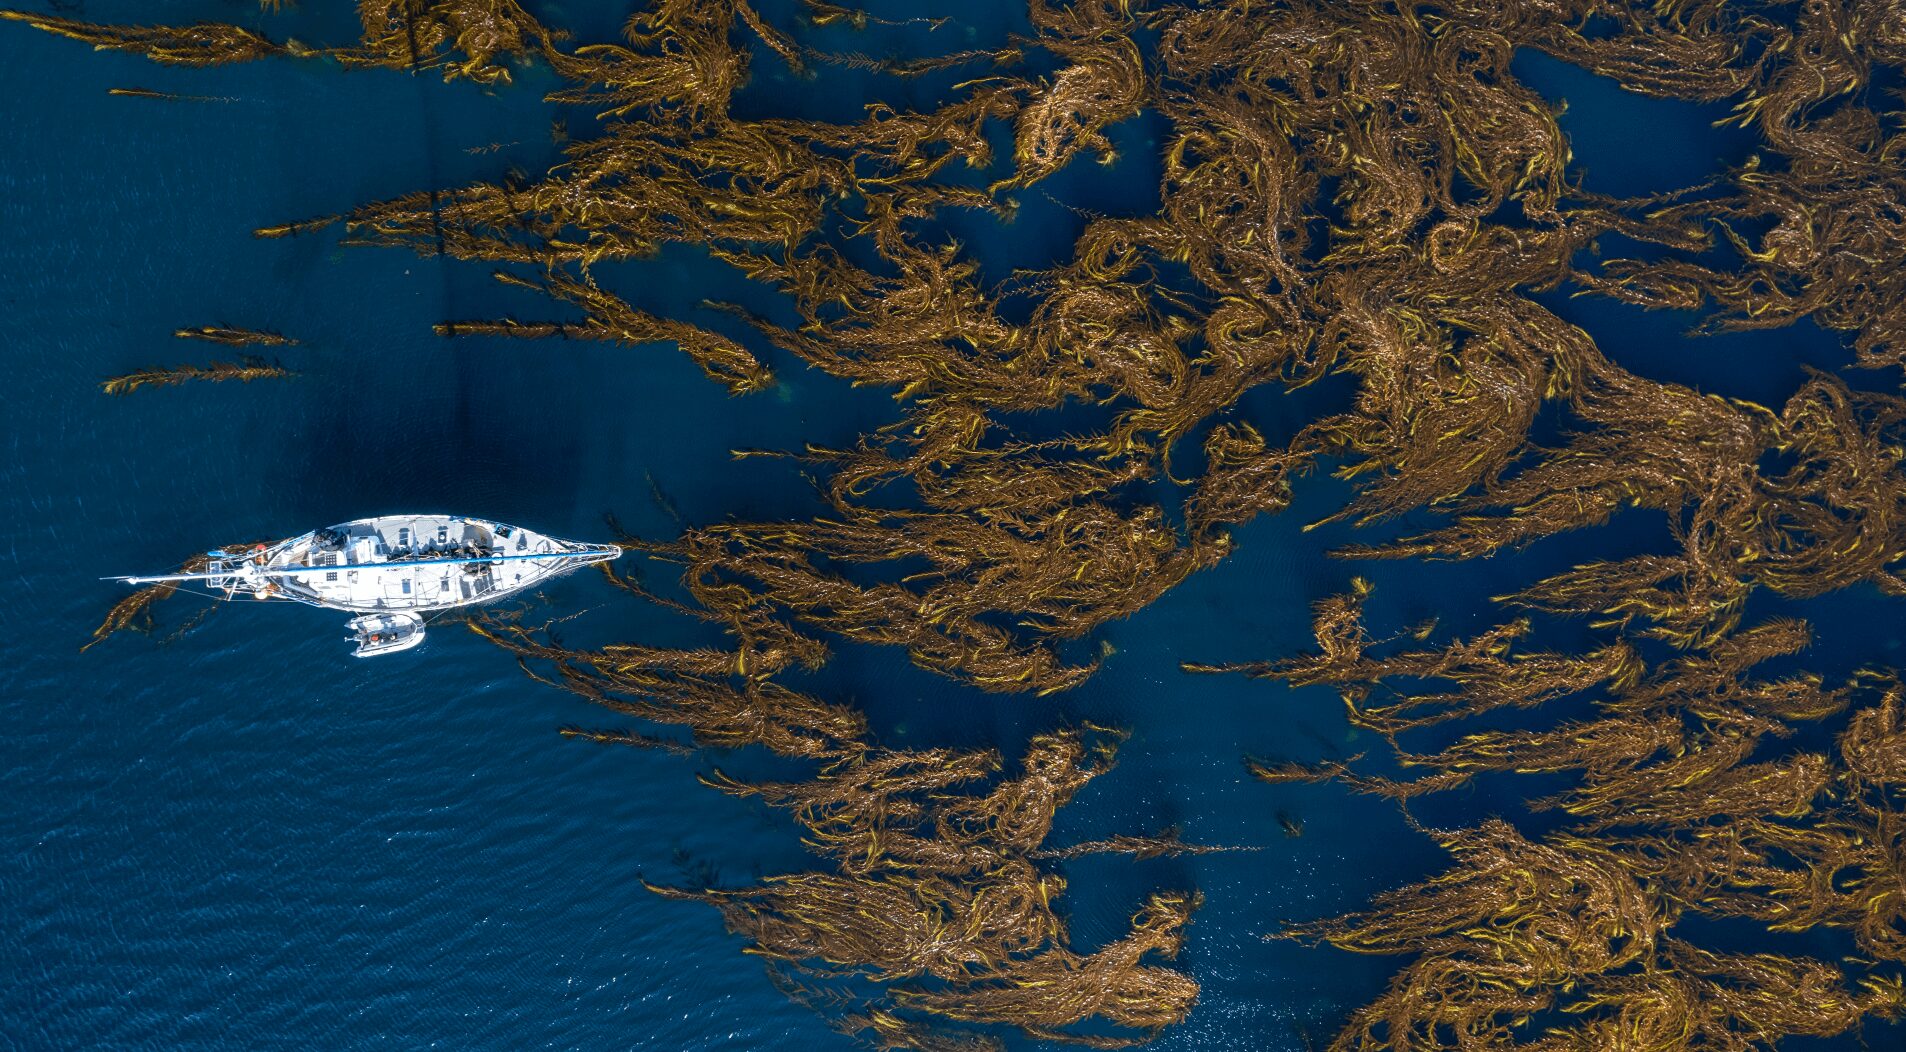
[107,514,622,656]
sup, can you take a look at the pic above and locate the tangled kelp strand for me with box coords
[887,890,1201,1037]
[647,719,1201,1044]
[1356,370,1906,647]
[990,1,1146,192]
[437,271,773,393]
[331,0,561,84]
[173,326,297,347]
[81,545,262,651]
[100,356,292,396]
[82,555,209,652]
[555,725,695,757]
[107,87,238,103]
[1033,826,1249,861]
[474,613,860,759]
[0,10,309,65]
[1194,583,1640,741]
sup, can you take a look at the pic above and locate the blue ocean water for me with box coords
[1,4,1900,1051]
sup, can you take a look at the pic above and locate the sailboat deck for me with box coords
[228,514,615,613]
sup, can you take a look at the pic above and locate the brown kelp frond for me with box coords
[85,587,169,652]
[637,502,1212,695]
[173,326,297,347]
[1279,821,1671,1051]
[1284,820,1669,961]
[1300,828,1905,1052]
[888,891,1201,1038]
[650,728,1200,1041]
[556,726,695,756]
[1585,139,1906,370]
[655,863,1063,982]
[1498,555,1750,650]
[542,0,749,122]
[84,545,262,651]
[1183,423,1301,535]
[990,0,1145,191]
[1362,370,1906,646]
[1220,591,1852,804]
[799,3,951,32]
[439,273,774,394]
[704,745,1006,871]
[1,11,306,65]
[101,357,293,395]
[806,45,1022,80]
[1198,583,1638,738]
[4,3,560,84]
[83,553,212,651]
[108,88,239,103]
[1348,369,1776,563]
[1036,826,1252,861]
[1840,677,1906,788]
[1536,940,1906,1051]
[254,214,340,239]
[831,1007,1002,1052]
[1246,625,1900,1041]
[932,728,1124,855]
[471,611,864,759]
[329,0,560,84]
[709,728,1124,875]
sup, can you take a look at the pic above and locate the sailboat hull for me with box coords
[203,514,621,613]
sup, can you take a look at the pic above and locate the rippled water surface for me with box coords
[3,3,1902,1051]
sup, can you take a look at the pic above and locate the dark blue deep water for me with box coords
[3,4,1901,1051]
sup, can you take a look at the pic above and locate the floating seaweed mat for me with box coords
[1278,820,1905,1051]
[1203,578,1906,1048]
[494,598,1213,1048]
[30,0,1906,1047]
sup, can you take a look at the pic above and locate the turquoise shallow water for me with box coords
[2,4,1902,1051]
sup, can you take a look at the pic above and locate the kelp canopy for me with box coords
[24,0,1906,1047]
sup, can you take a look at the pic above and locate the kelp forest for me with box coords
[24,0,1906,1048]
